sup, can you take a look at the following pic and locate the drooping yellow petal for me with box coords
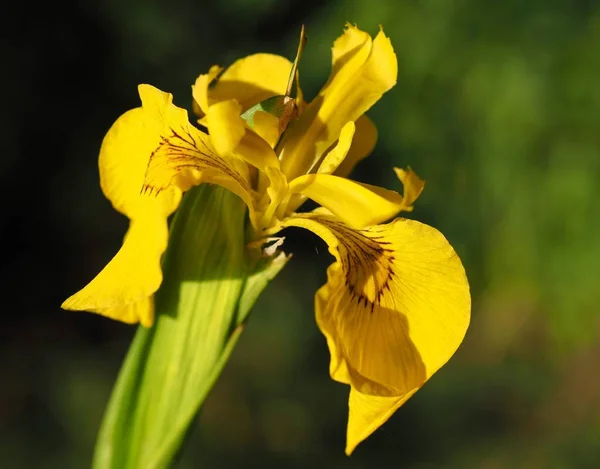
[281,211,470,452]
[193,53,293,119]
[62,86,181,326]
[279,25,397,180]
[98,107,180,220]
[64,84,259,325]
[288,174,405,229]
[335,115,378,178]
[61,210,168,326]
[346,388,418,455]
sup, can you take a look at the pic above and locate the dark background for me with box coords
[2,0,600,468]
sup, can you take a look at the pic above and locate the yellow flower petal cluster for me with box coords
[62,24,470,454]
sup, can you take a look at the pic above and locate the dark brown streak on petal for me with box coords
[319,219,396,313]
[141,127,251,196]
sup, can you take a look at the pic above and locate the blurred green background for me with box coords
[2,0,600,467]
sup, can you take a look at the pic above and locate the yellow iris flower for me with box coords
[62,24,470,454]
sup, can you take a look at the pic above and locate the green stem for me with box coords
[145,323,245,468]
[92,185,258,469]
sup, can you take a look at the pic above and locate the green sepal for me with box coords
[92,185,287,469]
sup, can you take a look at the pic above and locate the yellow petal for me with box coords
[99,107,180,221]
[252,110,283,149]
[283,121,357,215]
[192,53,293,119]
[61,210,168,327]
[281,212,470,450]
[345,388,418,455]
[137,87,257,223]
[102,84,256,220]
[65,84,260,325]
[100,297,155,328]
[206,99,280,172]
[192,65,223,118]
[206,100,246,155]
[279,25,397,180]
[335,115,378,178]
[205,99,288,228]
[288,174,405,229]
[316,121,356,175]
[394,167,425,210]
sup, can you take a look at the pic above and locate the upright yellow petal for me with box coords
[192,64,223,118]
[205,99,288,228]
[334,115,378,178]
[61,210,168,326]
[316,121,356,175]
[205,99,280,172]
[193,53,293,118]
[281,211,470,452]
[279,25,397,180]
[282,121,356,215]
[251,110,282,149]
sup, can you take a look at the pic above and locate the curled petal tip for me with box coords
[393,167,425,209]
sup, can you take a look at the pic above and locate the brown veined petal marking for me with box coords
[136,85,256,218]
[282,209,470,398]
[141,120,254,206]
[142,126,245,191]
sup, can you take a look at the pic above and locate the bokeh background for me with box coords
[2,0,600,467]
